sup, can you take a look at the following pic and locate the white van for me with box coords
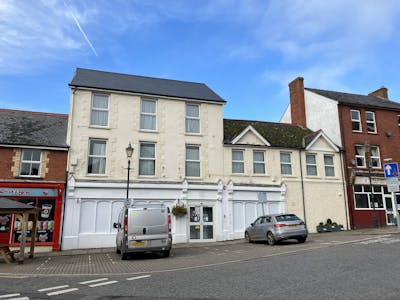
[113,203,172,260]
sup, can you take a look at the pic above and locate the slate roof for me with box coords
[224,119,313,148]
[0,109,68,148]
[305,88,400,111]
[70,68,226,103]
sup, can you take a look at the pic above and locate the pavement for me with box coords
[1,227,399,277]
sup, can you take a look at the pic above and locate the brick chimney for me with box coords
[289,77,307,127]
[368,87,388,99]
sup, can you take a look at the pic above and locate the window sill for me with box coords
[16,176,42,179]
[139,129,158,133]
[367,132,377,134]
[185,133,202,137]
[138,175,157,178]
[86,174,107,177]
[89,125,110,130]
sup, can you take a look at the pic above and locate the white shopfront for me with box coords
[62,177,286,250]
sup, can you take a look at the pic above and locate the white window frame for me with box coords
[90,93,109,127]
[139,142,156,176]
[351,109,362,132]
[355,145,366,167]
[232,150,245,174]
[185,103,200,134]
[185,145,200,177]
[306,153,317,176]
[369,146,381,168]
[19,149,41,177]
[280,152,292,175]
[140,98,157,131]
[355,145,381,168]
[324,155,335,177]
[253,150,265,174]
[88,139,107,174]
[365,111,376,133]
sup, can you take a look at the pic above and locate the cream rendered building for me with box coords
[221,120,349,238]
[62,68,348,250]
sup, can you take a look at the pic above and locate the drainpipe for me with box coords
[339,149,350,230]
[298,149,307,228]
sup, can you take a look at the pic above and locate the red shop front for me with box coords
[0,183,64,251]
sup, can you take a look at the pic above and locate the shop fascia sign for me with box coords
[0,188,57,197]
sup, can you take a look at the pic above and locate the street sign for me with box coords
[384,163,399,178]
[386,178,399,192]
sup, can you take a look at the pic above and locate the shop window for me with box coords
[20,149,41,177]
[13,198,55,244]
[90,94,109,127]
[354,185,384,209]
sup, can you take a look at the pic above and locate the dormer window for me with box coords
[351,110,361,132]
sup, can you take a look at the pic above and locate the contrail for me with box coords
[63,1,98,56]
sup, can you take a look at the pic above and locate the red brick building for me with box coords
[281,78,400,229]
[0,109,68,251]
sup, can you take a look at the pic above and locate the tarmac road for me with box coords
[0,227,398,277]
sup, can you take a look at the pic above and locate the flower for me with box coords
[172,204,187,217]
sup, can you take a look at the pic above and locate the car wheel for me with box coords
[266,232,276,246]
[245,231,252,243]
[163,250,170,257]
[116,247,121,254]
[297,237,307,243]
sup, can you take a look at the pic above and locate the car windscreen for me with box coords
[275,214,300,222]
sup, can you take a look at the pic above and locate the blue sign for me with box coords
[384,163,399,178]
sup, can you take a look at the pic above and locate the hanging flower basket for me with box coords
[172,204,187,217]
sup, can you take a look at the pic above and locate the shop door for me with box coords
[385,197,395,225]
[189,206,214,241]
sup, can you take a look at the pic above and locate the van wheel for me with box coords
[116,247,121,254]
[163,250,170,257]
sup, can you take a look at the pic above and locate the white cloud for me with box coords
[0,0,98,74]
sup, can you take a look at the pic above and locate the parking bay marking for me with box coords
[7,297,29,300]
[126,275,151,281]
[79,278,108,285]
[88,281,118,288]
[0,294,22,299]
[47,288,79,296]
[37,285,69,292]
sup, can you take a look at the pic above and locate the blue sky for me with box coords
[1,0,400,121]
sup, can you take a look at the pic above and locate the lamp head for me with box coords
[126,142,134,159]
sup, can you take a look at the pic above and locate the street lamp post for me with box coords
[364,142,378,228]
[126,143,134,200]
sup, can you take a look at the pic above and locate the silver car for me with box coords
[245,214,307,245]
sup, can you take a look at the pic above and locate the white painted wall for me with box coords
[304,90,342,147]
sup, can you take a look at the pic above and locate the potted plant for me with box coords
[172,203,187,217]
[316,219,344,233]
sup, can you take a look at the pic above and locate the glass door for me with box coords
[189,206,214,241]
[385,196,395,225]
